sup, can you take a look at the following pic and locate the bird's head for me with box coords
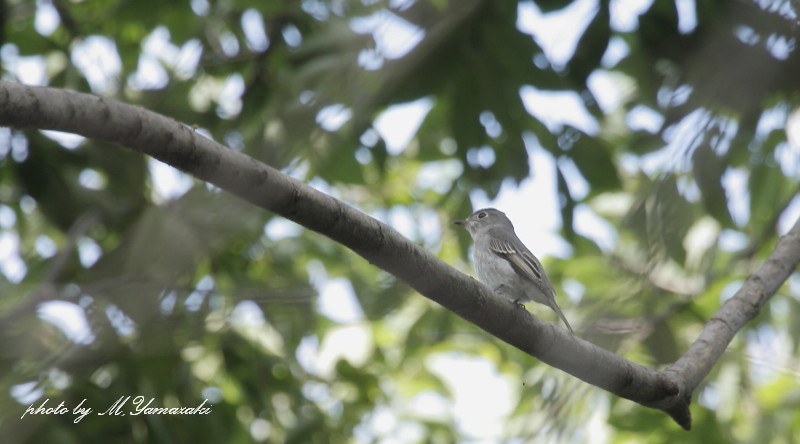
[453,208,513,236]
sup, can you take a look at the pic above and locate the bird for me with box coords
[454,208,573,333]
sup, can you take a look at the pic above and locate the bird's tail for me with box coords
[549,299,573,334]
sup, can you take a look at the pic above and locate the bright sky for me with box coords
[8,0,800,441]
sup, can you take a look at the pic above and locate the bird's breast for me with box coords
[473,252,529,302]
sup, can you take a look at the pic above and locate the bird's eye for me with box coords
[478,212,487,219]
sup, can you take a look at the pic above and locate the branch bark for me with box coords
[2,81,798,430]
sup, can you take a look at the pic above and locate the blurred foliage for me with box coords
[1,0,799,442]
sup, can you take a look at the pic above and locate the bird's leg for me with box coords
[492,285,526,308]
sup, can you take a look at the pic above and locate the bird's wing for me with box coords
[487,238,545,284]
[488,236,572,332]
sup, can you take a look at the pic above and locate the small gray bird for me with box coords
[454,208,573,333]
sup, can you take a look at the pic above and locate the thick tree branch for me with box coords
[2,81,798,430]
[667,218,800,392]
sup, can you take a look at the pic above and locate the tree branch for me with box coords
[667,217,800,392]
[2,81,798,430]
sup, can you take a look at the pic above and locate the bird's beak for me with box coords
[453,220,467,227]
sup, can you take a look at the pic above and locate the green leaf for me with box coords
[569,133,621,193]
[568,3,610,83]
[556,164,576,240]
[691,145,733,227]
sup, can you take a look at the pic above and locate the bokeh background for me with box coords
[1,0,799,442]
